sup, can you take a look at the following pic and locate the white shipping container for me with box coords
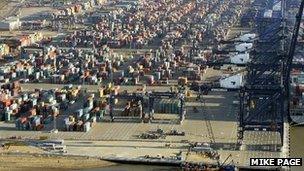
[10,103,17,110]
[235,43,253,52]
[35,72,40,79]
[91,116,97,122]
[230,53,250,64]
[84,122,91,132]
[27,67,33,74]
[17,97,22,104]
[91,75,97,82]
[239,34,256,42]
[220,74,244,89]
[11,72,16,78]
[60,94,66,101]
[51,99,57,105]
[31,98,37,106]
[29,93,36,98]
[273,1,281,11]
[23,94,28,101]
[64,119,71,131]
[164,62,170,69]
[264,10,273,18]
[40,71,44,77]
[0,67,10,74]
[60,75,65,81]
[47,95,54,103]
[75,67,80,73]
[64,118,69,124]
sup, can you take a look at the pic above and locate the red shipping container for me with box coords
[36,124,44,131]
[20,117,27,124]
[100,102,107,109]
[12,108,19,114]
[144,68,150,74]
[35,57,43,66]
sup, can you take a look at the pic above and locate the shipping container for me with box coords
[84,122,91,132]
[76,109,84,119]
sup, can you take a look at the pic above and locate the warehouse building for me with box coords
[0,17,21,31]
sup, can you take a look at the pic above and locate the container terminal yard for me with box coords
[0,0,303,170]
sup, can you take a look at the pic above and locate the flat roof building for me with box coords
[0,17,21,31]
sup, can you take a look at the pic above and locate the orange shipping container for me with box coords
[75,5,82,13]
[2,99,11,107]
[52,111,59,117]
[144,68,150,74]
[12,81,20,89]
[29,108,37,116]
[100,102,107,109]
[48,51,57,58]
[84,71,90,77]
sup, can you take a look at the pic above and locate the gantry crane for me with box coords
[236,0,304,144]
[109,93,144,122]
[189,0,304,145]
[284,0,304,122]
[148,91,186,123]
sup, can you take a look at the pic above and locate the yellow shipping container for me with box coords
[0,44,10,57]
[71,89,78,97]
[107,83,112,89]
[99,88,104,97]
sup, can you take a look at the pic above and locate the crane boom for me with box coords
[284,0,304,119]
[285,0,304,79]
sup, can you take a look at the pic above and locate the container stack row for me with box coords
[0,82,81,131]
[64,95,98,132]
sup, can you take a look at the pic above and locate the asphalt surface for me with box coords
[0,88,282,167]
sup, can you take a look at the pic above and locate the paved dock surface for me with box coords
[0,89,282,167]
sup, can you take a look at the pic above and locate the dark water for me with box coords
[290,127,304,171]
[82,164,180,171]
